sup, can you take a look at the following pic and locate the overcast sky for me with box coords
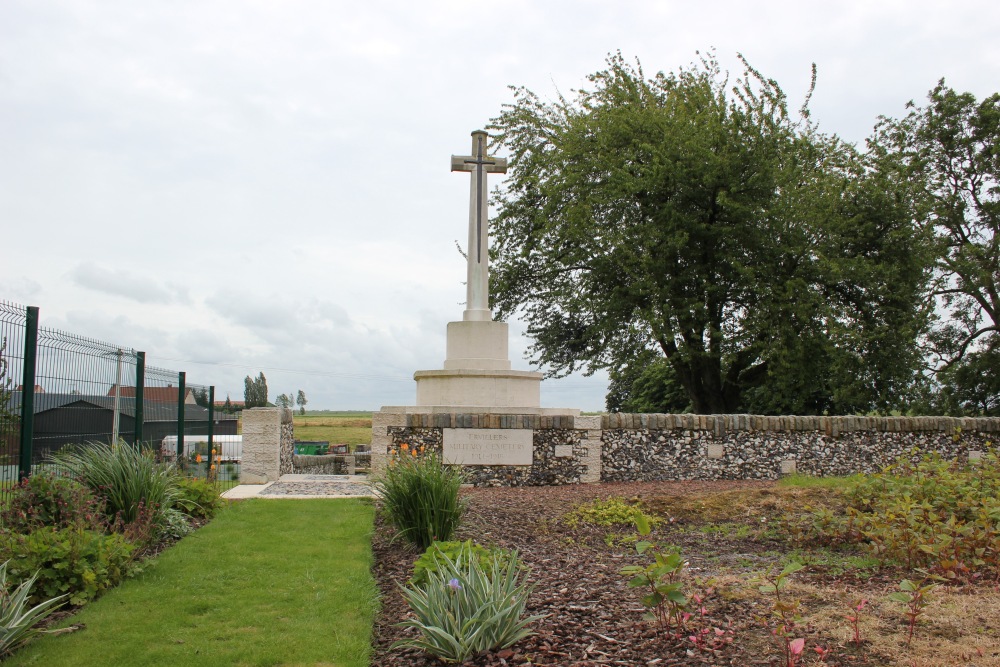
[2,1,998,411]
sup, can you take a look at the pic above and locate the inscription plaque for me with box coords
[442,428,533,466]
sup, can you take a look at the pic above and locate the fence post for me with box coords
[134,352,145,446]
[176,371,186,460]
[18,306,39,480]
[207,386,215,475]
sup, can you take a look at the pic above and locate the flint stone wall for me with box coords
[372,412,602,487]
[602,414,998,482]
[280,417,294,475]
[292,454,356,475]
[371,410,999,487]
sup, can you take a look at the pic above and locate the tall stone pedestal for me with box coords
[413,319,543,409]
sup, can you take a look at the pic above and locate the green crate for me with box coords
[294,442,328,456]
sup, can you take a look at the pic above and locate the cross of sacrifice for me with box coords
[451,130,507,322]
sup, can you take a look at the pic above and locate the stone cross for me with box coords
[451,130,507,322]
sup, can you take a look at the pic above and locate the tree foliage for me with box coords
[873,82,1000,367]
[872,82,1000,414]
[489,52,931,414]
[193,387,210,408]
[243,372,268,409]
[0,337,16,435]
[295,389,307,415]
[933,348,1000,416]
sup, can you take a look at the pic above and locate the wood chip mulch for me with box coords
[371,480,884,667]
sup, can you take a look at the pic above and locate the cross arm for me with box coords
[450,155,509,173]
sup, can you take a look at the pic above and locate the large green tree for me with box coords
[871,82,1000,387]
[489,53,931,414]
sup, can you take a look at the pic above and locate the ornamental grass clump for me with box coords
[394,542,544,663]
[49,440,182,527]
[373,446,465,550]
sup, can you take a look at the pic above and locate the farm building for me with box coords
[3,392,238,463]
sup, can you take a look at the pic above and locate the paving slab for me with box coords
[222,474,373,500]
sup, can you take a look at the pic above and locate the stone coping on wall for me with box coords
[602,413,1000,435]
[401,412,581,429]
[379,405,581,416]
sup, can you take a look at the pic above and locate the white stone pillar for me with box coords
[241,407,288,484]
[371,408,407,476]
[575,415,603,483]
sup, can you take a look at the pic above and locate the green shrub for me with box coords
[0,474,105,533]
[788,451,1000,576]
[175,478,223,519]
[49,441,181,525]
[394,542,543,662]
[563,497,660,528]
[372,449,465,550]
[410,540,514,588]
[1,560,67,657]
[0,527,136,606]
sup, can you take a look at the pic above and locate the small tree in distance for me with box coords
[296,390,307,415]
[243,372,268,408]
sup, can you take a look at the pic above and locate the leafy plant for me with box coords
[0,560,67,657]
[0,527,136,606]
[786,451,1000,577]
[49,441,182,526]
[409,540,513,588]
[845,598,867,645]
[684,588,734,655]
[372,447,465,550]
[563,496,660,529]
[758,561,806,667]
[174,477,223,519]
[0,473,106,533]
[620,513,689,633]
[394,542,543,663]
[888,578,938,646]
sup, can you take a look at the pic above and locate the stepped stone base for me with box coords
[413,368,543,408]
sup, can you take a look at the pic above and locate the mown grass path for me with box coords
[8,499,378,667]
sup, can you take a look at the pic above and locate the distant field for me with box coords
[304,410,374,417]
[294,413,372,447]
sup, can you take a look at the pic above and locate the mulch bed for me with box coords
[370,480,888,666]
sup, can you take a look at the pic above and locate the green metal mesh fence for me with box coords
[0,301,27,495]
[0,300,237,500]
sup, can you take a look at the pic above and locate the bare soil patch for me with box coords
[371,480,1000,666]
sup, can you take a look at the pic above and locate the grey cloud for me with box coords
[69,263,187,305]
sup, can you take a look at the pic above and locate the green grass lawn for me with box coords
[294,415,372,449]
[8,499,378,667]
[303,411,374,418]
